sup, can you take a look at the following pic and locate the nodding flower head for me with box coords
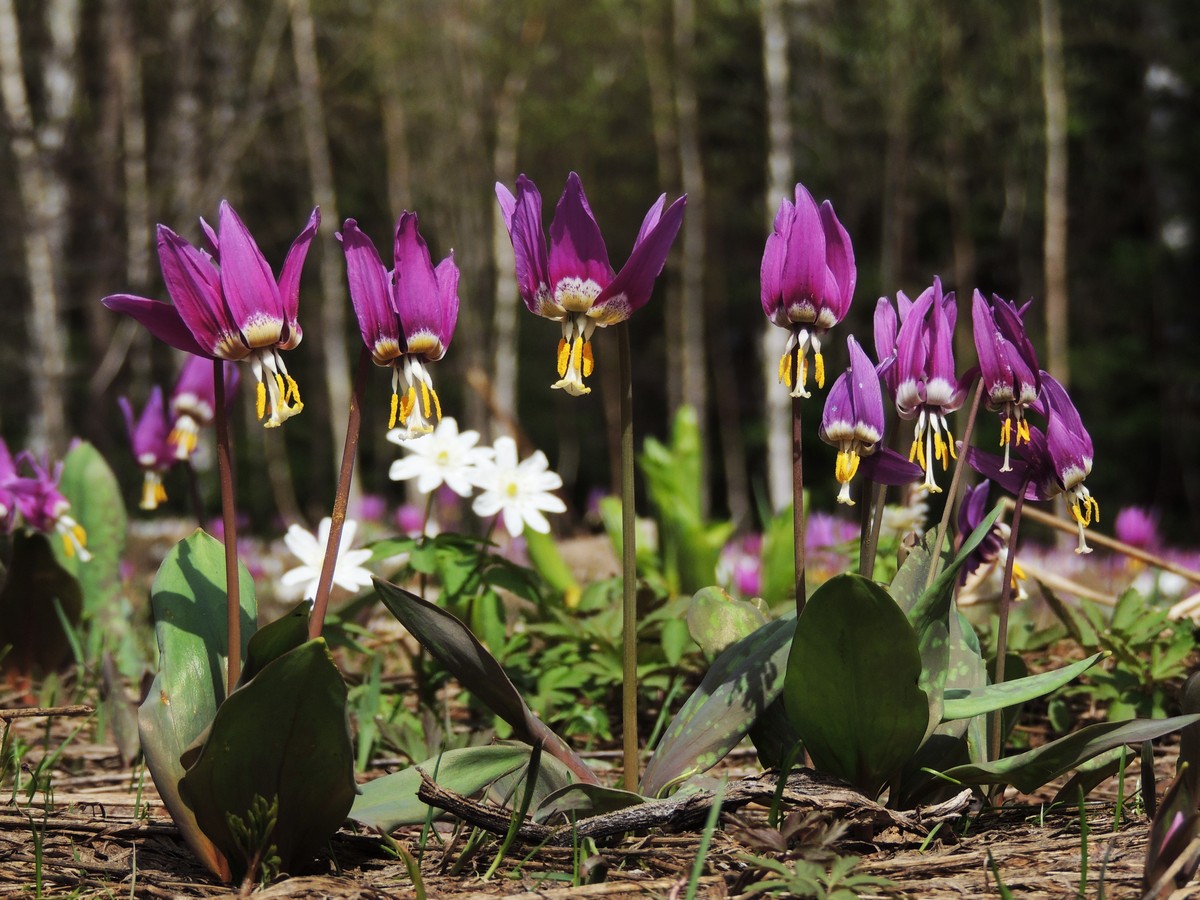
[6,452,90,561]
[167,355,238,461]
[819,336,922,505]
[340,213,459,438]
[972,290,1041,472]
[103,202,319,428]
[496,172,686,396]
[119,386,174,510]
[761,183,856,398]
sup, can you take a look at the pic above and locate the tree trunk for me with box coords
[672,0,708,514]
[0,0,79,454]
[1040,0,1069,386]
[761,0,794,512]
[289,0,358,511]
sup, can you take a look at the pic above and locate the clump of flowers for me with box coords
[0,439,90,560]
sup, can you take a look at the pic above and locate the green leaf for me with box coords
[685,587,769,660]
[642,615,794,798]
[0,531,83,674]
[373,577,597,785]
[942,653,1104,721]
[137,531,256,881]
[759,503,798,609]
[940,715,1200,794]
[535,783,645,823]
[240,603,310,685]
[351,744,542,832]
[178,640,355,879]
[784,574,928,798]
[53,441,127,620]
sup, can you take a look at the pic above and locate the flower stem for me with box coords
[213,360,240,694]
[923,380,983,593]
[184,460,205,526]
[858,480,884,579]
[309,346,370,641]
[618,322,639,792]
[990,474,1031,763]
[792,395,807,616]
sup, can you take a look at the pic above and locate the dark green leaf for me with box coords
[138,530,256,881]
[240,603,310,684]
[785,574,928,798]
[942,653,1104,720]
[940,715,1200,794]
[642,616,793,798]
[178,640,355,878]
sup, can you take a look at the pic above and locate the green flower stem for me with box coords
[990,473,1031,763]
[618,322,639,792]
[309,346,371,641]
[858,480,884,579]
[923,379,983,593]
[792,395,807,616]
[213,359,240,694]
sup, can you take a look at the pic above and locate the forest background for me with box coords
[1,0,1195,542]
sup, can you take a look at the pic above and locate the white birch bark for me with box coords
[1040,0,1070,386]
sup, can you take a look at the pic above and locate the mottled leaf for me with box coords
[685,586,769,660]
[942,653,1103,721]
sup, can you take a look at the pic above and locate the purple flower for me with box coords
[1114,506,1161,551]
[6,453,89,560]
[340,214,459,437]
[888,278,968,492]
[956,481,1013,583]
[967,373,1099,553]
[972,291,1041,472]
[761,184,856,398]
[168,355,238,461]
[119,387,174,510]
[819,336,922,505]
[718,534,764,598]
[103,202,319,427]
[496,172,686,396]
[0,439,19,533]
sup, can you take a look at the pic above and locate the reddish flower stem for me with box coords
[213,360,241,694]
[990,473,1032,763]
[618,323,639,792]
[923,379,983,593]
[792,394,807,616]
[310,346,371,641]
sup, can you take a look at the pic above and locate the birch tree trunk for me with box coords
[880,0,916,291]
[673,0,709,514]
[289,0,357,509]
[1040,0,1069,386]
[0,0,79,454]
[761,0,794,512]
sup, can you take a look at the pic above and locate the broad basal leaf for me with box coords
[941,653,1104,721]
[784,574,928,799]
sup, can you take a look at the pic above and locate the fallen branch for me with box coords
[0,704,94,719]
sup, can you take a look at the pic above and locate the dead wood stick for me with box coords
[1004,499,1200,584]
[0,704,94,719]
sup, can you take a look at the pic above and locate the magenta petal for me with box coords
[846,336,884,435]
[860,447,923,486]
[433,254,461,349]
[216,201,283,345]
[966,444,1050,500]
[819,200,855,318]
[635,194,667,247]
[340,219,400,360]
[498,176,552,314]
[874,298,898,367]
[780,184,825,307]
[156,226,242,353]
[548,172,613,291]
[594,195,686,319]
[761,232,786,320]
[393,212,447,345]
[102,294,214,358]
[277,206,320,348]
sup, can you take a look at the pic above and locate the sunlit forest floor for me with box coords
[0,671,1178,899]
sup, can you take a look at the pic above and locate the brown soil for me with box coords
[0,705,1186,899]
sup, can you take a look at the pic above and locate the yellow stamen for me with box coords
[256,381,267,421]
[1000,416,1013,447]
[570,337,584,381]
[431,388,443,422]
[389,392,399,429]
[168,428,198,457]
[63,535,75,558]
[946,430,958,460]
[399,387,416,424]
[814,352,825,389]
[581,341,594,377]
[1018,419,1031,444]
[778,351,792,387]
[1011,559,1028,588]
[420,381,432,418]
[835,450,861,485]
[557,339,570,378]
[285,375,303,410]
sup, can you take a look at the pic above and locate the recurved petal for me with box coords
[819,199,855,318]
[102,293,216,359]
[340,219,401,363]
[276,206,320,350]
[548,172,613,291]
[780,184,826,309]
[967,445,1049,500]
[859,447,924,486]
[499,175,553,314]
[635,194,667,247]
[216,201,284,349]
[593,195,686,322]
[393,212,449,353]
[874,297,898,364]
[433,254,461,352]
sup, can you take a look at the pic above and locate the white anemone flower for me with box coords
[281,517,374,601]
[471,436,566,537]
[388,416,493,498]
